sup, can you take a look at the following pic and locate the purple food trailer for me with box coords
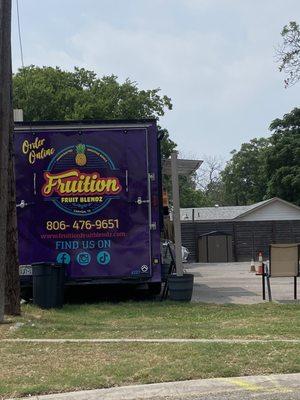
[15,120,163,295]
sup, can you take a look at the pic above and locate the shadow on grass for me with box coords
[192,283,259,303]
[65,284,161,304]
[21,284,162,305]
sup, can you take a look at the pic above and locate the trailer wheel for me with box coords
[148,283,162,296]
[21,287,32,302]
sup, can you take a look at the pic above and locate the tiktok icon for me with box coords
[97,251,111,265]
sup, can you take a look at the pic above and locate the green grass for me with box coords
[1,302,300,340]
[0,342,299,398]
[0,302,299,398]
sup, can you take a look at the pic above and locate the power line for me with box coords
[16,0,24,68]
[15,0,31,121]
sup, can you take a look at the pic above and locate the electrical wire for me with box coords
[15,0,31,124]
[16,0,24,68]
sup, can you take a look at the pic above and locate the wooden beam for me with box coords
[171,152,183,276]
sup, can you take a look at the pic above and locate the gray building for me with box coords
[180,198,300,262]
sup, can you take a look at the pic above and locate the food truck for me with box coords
[15,120,163,294]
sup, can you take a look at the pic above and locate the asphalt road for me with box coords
[161,394,300,399]
[187,262,300,304]
[160,390,300,400]
[145,374,300,400]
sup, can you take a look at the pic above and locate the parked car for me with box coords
[161,240,190,264]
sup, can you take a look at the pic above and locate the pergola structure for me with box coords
[162,158,202,176]
[162,153,203,276]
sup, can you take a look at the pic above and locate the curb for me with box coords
[10,373,300,400]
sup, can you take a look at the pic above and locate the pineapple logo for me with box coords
[44,143,122,215]
[75,144,87,166]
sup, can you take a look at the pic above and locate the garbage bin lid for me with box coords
[32,262,65,268]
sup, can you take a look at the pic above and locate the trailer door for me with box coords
[123,128,153,278]
[15,126,155,281]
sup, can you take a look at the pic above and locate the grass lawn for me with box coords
[1,342,299,398]
[0,302,299,398]
[1,302,300,340]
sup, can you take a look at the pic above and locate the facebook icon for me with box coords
[56,252,71,264]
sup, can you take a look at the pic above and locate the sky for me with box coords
[11,0,300,162]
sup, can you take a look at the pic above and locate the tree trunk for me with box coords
[0,0,12,322]
[5,129,20,315]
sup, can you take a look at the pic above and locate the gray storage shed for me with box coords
[198,231,233,262]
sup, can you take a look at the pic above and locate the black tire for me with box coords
[21,287,32,302]
[148,282,162,296]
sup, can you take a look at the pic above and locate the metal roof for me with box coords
[181,205,252,221]
[14,120,156,131]
[180,198,300,221]
[162,159,203,176]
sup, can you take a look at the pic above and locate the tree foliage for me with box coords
[219,108,300,207]
[13,65,206,207]
[197,156,225,206]
[14,66,173,120]
[265,108,300,205]
[13,65,175,158]
[158,127,176,159]
[221,138,270,205]
[13,66,300,209]
[277,21,300,87]
[178,175,210,208]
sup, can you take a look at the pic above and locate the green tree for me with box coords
[197,156,225,206]
[13,65,174,157]
[163,173,207,208]
[158,127,176,159]
[179,175,209,208]
[266,108,300,205]
[221,138,270,205]
[204,180,226,206]
[276,21,300,87]
[14,65,211,207]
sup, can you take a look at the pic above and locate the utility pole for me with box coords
[5,108,20,315]
[0,0,12,322]
[171,151,183,276]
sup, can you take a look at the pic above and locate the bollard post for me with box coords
[262,262,266,300]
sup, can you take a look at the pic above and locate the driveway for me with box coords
[186,262,299,304]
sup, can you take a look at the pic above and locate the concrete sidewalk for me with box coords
[11,373,300,400]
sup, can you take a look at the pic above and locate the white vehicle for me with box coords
[161,240,190,264]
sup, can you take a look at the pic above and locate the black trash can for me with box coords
[168,273,194,301]
[32,263,65,309]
